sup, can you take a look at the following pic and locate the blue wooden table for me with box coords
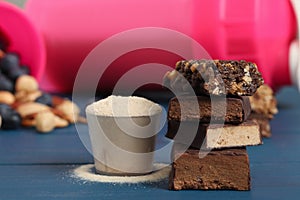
[1,87,300,200]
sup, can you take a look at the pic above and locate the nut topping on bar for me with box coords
[249,84,278,119]
[164,59,264,96]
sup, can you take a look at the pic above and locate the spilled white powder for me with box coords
[86,95,162,117]
[72,164,171,183]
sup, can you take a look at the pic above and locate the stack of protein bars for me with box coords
[163,60,264,190]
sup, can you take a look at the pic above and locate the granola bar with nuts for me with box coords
[163,60,264,96]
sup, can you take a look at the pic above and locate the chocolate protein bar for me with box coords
[163,59,264,96]
[166,120,261,149]
[169,147,251,191]
[168,96,251,124]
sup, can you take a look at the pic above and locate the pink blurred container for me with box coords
[22,0,300,92]
[0,1,45,81]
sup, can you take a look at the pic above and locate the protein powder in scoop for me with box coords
[86,95,162,176]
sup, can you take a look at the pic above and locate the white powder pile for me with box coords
[86,95,162,117]
[72,164,171,183]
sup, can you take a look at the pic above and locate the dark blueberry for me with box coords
[0,53,20,74]
[0,103,11,113]
[20,65,30,75]
[0,74,14,92]
[1,112,22,130]
[35,93,53,107]
[7,68,27,82]
[0,104,21,130]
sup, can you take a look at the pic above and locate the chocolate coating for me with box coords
[169,147,250,190]
[168,96,251,124]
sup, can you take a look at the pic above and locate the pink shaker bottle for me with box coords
[192,0,297,91]
[25,0,298,93]
[0,1,45,81]
[25,0,197,93]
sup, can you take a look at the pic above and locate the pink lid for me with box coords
[0,1,45,81]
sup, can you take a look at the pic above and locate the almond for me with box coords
[55,100,80,123]
[0,91,15,105]
[15,75,39,92]
[16,102,50,118]
[54,116,69,128]
[15,90,42,103]
[36,112,56,133]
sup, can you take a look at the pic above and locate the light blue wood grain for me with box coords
[0,86,300,199]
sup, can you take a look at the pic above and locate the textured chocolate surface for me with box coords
[168,96,251,124]
[249,113,271,138]
[249,84,278,119]
[166,120,261,149]
[163,59,264,96]
[169,147,250,190]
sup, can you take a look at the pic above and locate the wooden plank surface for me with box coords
[0,87,300,199]
[0,162,299,200]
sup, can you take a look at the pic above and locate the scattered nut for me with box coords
[15,75,38,92]
[16,102,50,118]
[14,91,26,101]
[22,117,36,127]
[55,100,80,123]
[35,111,56,133]
[15,90,42,103]
[77,116,87,124]
[52,96,65,107]
[0,91,15,105]
[1,42,81,133]
[1,78,84,133]
[54,115,69,128]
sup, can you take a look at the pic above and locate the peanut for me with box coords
[15,75,38,92]
[22,118,36,127]
[54,115,69,128]
[55,100,80,123]
[35,112,56,133]
[15,90,42,103]
[16,102,50,118]
[0,91,15,105]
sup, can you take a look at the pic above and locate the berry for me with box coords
[0,104,21,130]
[0,53,20,74]
[0,103,11,113]
[0,74,14,92]
[35,93,53,107]
[20,65,30,75]
[7,68,27,82]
